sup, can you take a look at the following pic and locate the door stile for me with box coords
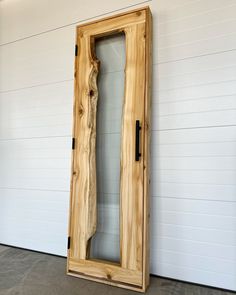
[120,22,146,273]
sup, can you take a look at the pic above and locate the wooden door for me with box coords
[67,7,152,292]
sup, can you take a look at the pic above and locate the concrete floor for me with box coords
[0,245,234,295]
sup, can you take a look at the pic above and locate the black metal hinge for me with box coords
[67,237,71,250]
[75,45,78,56]
[72,138,75,150]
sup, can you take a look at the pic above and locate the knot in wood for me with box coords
[79,106,84,116]
[89,89,95,97]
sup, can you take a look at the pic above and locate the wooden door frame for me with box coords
[67,7,152,292]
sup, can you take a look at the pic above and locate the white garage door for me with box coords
[0,0,235,291]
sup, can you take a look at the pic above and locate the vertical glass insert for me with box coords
[90,33,126,262]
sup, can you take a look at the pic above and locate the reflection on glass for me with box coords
[90,33,126,262]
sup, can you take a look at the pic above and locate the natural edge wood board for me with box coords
[68,7,152,292]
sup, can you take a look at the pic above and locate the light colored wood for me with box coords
[68,7,152,292]
[79,10,146,38]
[67,271,144,292]
[69,258,142,286]
[120,22,145,272]
[69,32,99,260]
[67,272,143,292]
[142,9,152,291]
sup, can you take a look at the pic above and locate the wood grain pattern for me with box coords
[77,9,146,37]
[120,21,146,272]
[68,7,152,292]
[142,9,152,290]
[69,33,99,260]
[69,258,142,286]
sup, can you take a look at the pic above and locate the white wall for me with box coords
[0,0,236,291]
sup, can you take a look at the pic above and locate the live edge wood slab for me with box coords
[67,7,152,292]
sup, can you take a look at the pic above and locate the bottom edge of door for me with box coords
[67,270,148,293]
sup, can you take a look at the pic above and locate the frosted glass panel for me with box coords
[91,34,125,262]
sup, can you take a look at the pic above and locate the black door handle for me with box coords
[135,120,141,161]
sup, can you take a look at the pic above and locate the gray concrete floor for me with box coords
[0,245,234,295]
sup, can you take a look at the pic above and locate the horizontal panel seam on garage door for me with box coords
[0,0,152,46]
